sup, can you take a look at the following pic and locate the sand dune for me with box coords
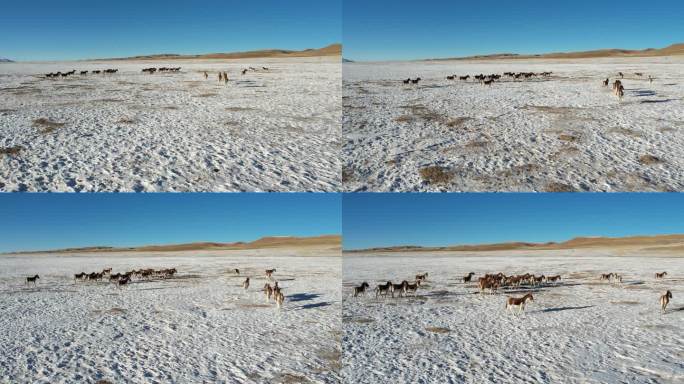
[100,44,341,61]
[347,234,684,253]
[7,235,342,255]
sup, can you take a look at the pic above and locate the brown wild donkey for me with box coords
[506,293,533,315]
[660,290,672,313]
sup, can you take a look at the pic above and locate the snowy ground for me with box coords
[0,57,340,191]
[343,57,684,191]
[0,250,341,383]
[342,251,684,383]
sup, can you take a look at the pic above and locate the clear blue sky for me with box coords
[344,0,684,61]
[343,194,684,250]
[0,194,340,253]
[0,0,341,61]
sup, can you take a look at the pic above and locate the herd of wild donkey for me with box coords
[401,70,654,101]
[351,270,675,315]
[24,265,287,309]
[41,66,268,85]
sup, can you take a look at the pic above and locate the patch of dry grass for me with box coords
[0,145,23,156]
[33,118,65,133]
[639,155,663,165]
[446,117,472,129]
[498,163,541,177]
[419,166,453,185]
[425,327,450,334]
[225,107,255,112]
[544,182,577,192]
[194,93,217,98]
[342,166,354,183]
[610,127,644,138]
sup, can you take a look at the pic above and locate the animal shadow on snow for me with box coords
[537,305,595,313]
[297,302,331,310]
[287,292,321,302]
[631,89,656,97]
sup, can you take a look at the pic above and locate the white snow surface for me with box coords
[0,57,341,191]
[0,250,341,383]
[342,251,684,383]
[343,57,684,191]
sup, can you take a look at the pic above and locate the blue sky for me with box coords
[0,194,340,253]
[0,0,341,61]
[344,0,684,61]
[343,194,684,250]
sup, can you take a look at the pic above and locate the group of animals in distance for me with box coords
[24,265,287,309]
[239,268,285,309]
[401,70,654,102]
[350,270,675,315]
[41,65,271,84]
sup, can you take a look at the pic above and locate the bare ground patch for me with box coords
[611,301,641,305]
[345,317,375,324]
[194,93,218,98]
[425,326,450,334]
[609,127,645,138]
[638,155,663,165]
[498,163,541,177]
[238,304,271,309]
[33,118,65,133]
[550,146,581,161]
[271,373,312,384]
[225,107,256,112]
[544,182,577,192]
[419,166,454,185]
[558,134,580,142]
[116,117,137,124]
[0,146,23,156]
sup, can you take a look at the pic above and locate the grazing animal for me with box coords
[242,277,250,290]
[102,268,112,275]
[265,269,276,279]
[203,71,208,80]
[635,72,643,77]
[222,72,229,84]
[392,281,407,298]
[80,71,88,75]
[483,79,494,86]
[275,291,285,308]
[655,271,667,279]
[403,280,420,296]
[264,283,274,301]
[415,273,428,282]
[402,78,410,84]
[353,282,370,297]
[74,272,87,281]
[235,268,240,275]
[600,273,614,281]
[410,78,421,84]
[375,281,392,298]
[262,67,269,71]
[506,293,533,315]
[603,78,609,87]
[459,75,470,81]
[242,69,248,75]
[118,276,131,286]
[546,275,561,283]
[446,75,455,80]
[619,72,624,78]
[26,275,40,286]
[218,72,223,83]
[660,290,672,313]
[463,272,475,283]
[617,85,624,100]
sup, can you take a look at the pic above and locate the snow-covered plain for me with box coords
[0,250,341,383]
[343,57,684,191]
[342,251,684,383]
[0,57,340,191]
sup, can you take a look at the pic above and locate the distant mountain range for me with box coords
[428,43,684,61]
[0,57,13,63]
[97,44,341,61]
[347,234,684,253]
[6,235,341,254]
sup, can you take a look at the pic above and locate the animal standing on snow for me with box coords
[660,290,672,313]
[506,293,534,315]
